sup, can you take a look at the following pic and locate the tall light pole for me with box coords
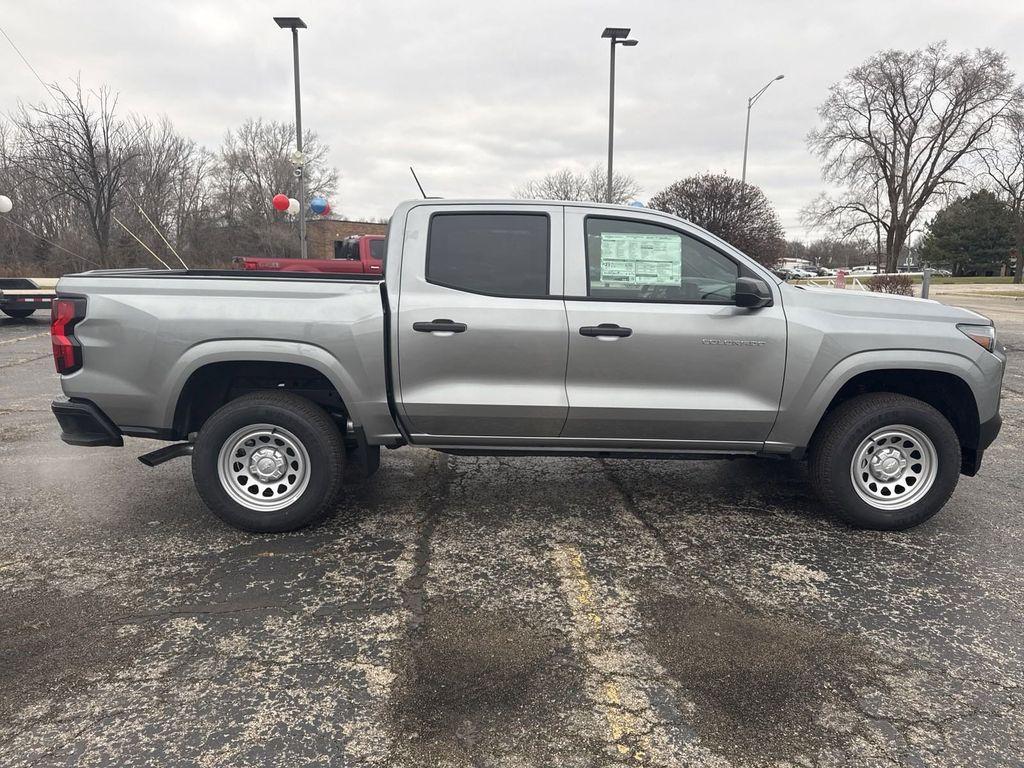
[275,16,308,259]
[602,27,638,204]
[740,74,784,191]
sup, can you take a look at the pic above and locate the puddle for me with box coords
[640,592,880,761]
[0,585,153,720]
[390,599,582,764]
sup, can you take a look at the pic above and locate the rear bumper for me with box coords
[51,397,124,447]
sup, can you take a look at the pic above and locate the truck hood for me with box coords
[792,284,992,325]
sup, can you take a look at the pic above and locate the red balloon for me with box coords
[322,203,331,216]
[272,193,289,212]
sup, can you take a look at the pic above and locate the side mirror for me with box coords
[735,277,772,308]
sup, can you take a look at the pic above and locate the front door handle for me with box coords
[413,319,468,334]
[579,323,632,338]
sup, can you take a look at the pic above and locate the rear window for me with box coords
[426,213,549,298]
[334,239,359,260]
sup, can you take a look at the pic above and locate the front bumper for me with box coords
[51,397,124,447]
[978,413,1002,451]
[962,413,1002,476]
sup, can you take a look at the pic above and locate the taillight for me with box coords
[243,260,259,270]
[51,297,86,374]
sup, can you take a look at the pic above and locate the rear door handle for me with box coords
[413,319,468,334]
[579,323,632,338]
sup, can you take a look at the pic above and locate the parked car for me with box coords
[50,199,1004,533]
[816,267,837,277]
[789,267,817,279]
[773,268,794,280]
[234,234,385,274]
[850,265,879,275]
[929,268,952,277]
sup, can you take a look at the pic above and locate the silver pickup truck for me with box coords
[50,199,1005,532]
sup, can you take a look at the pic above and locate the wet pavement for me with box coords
[1,296,1022,767]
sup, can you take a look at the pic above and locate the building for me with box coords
[778,257,814,271]
[306,218,387,261]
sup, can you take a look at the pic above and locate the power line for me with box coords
[127,193,188,268]
[113,215,171,269]
[0,23,60,105]
[0,216,100,268]
[1,22,185,270]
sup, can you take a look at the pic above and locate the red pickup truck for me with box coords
[237,234,385,274]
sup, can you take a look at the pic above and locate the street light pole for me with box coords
[275,17,308,259]
[740,74,784,190]
[602,28,638,204]
[607,37,615,204]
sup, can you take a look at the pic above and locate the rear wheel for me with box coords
[1,307,36,319]
[192,391,345,532]
[809,393,961,530]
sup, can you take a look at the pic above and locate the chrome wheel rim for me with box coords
[850,425,937,510]
[217,424,310,512]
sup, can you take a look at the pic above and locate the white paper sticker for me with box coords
[598,233,682,286]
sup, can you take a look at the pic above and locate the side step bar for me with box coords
[138,442,194,467]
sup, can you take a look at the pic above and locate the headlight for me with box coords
[957,323,997,352]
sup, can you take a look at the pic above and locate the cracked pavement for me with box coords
[1,295,1022,767]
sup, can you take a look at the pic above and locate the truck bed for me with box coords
[56,269,399,444]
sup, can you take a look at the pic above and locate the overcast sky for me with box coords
[2,0,1022,237]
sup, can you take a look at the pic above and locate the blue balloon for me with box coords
[309,196,328,214]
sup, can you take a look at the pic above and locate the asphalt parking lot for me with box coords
[1,296,1022,767]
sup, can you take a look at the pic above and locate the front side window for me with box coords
[427,213,549,298]
[585,217,739,303]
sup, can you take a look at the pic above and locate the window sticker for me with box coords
[598,233,682,286]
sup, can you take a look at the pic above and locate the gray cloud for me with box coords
[2,0,1022,235]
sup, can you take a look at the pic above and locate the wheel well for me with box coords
[173,361,347,439]
[819,369,981,470]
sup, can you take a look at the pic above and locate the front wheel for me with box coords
[809,393,961,530]
[1,307,36,319]
[192,391,345,532]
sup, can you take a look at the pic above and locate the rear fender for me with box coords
[162,339,364,430]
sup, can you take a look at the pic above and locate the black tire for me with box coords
[191,391,345,533]
[808,393,961,530]
[1,307,36,319]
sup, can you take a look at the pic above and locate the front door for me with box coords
[560,209,786,449]
[396,204,568,440]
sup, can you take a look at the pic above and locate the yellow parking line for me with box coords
[553,544,648,761]
[0,331,48,346]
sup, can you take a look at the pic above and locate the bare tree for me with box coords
[15,80,144,266]
[807,42,1023,272]
[124,116,215,264]
[214,118,337,228]
[648,173,785,267]
[980,112,1024,282]
[0,118,83,270]
[514,163,640,204]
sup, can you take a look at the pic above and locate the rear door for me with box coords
[396,204,568,441]
[560,208,786,449]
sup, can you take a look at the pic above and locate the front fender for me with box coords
[766,348,985,450]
